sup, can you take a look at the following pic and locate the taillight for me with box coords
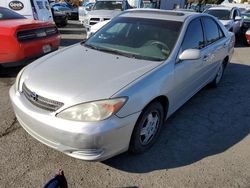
[17,27,58,41]
[45,27,58,35]
[17,30,37,41]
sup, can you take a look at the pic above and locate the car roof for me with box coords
[119,9,198,22]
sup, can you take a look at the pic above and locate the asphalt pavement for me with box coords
[0,20,250,188]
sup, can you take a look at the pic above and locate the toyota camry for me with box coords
[10,9,234,161]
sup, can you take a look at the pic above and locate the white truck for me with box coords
[0,0,53,21]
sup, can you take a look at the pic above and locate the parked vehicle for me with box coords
[242,12,250,30]
[51,7,68,27]
[86,19,110,38]
[0,7,60,66]
[10,9,234,161]
[51,3,72,18]
[51,2,78,20]
[221,1,250,11]
[0,0,53,21]
[79,2,95,24]
[204,6,243,35]
[83,0,123,31]
[246,28,250,45]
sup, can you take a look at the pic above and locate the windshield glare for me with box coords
[205,9,231,20]
[85,17,182,61]
[93,1,123,10]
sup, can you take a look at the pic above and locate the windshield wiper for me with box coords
[84,44,135,58]
[84,44,164,61]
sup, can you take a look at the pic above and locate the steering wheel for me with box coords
[149,40,170,56]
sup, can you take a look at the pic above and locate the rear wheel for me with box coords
[210,62,225,88]
[129,101,164,153]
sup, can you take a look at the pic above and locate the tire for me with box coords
[209,62,225,88]
[60,19,68,27]
[129,101,164,154]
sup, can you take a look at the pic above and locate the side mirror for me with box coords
[235,16,242,21]
[179,49,201,61]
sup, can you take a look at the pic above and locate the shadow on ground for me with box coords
[104,62,250,173]
[0,66,24,78]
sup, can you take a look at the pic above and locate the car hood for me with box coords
[87,10,121,18]
[23,44,162,107]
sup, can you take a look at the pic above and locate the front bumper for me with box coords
[9,86,140,161]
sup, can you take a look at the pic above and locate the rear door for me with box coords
[33,0,53,21]
[201,17,228,81]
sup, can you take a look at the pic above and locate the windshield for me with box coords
[0,7,26,20]
[93,1,123,10]
[85,17,182,61]
[204,9,231,20]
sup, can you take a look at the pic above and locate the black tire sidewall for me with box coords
[129,102,164,154]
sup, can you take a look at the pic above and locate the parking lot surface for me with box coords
[0,21,250,187]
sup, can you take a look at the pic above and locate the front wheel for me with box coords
[129,101,164,154]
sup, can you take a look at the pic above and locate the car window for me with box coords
[203,17,221,45]
[204,9,230,20]
[0,7,26,20]
[36,1,45,9]
[85,17,182,61]
[181,18,205,51]
[93,1,123,10]
[218,26,225,39]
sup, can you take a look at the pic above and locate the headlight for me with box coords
[14,67,25,92]
[57,97,127,122]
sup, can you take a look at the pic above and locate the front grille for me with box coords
[89,18,100,25]
[22,83,64,112]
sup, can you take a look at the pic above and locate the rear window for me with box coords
[93,1,123,10]
[204,9,231,20]
[0,7,26,20]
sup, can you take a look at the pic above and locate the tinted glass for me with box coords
[93,1,123,10]
[85,17,182,61]
[0,7,26,20]
[203,17,220,44]
[204,9,230,20]
[182,18,204,51]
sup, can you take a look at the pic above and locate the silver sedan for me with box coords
[10,9,235,161]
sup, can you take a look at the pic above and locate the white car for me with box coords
[86,20,110,38]
[204,6,243,35]
[10,9,235,161]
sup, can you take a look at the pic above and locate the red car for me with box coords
[246,28,250,45]
[0,7,60,66]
